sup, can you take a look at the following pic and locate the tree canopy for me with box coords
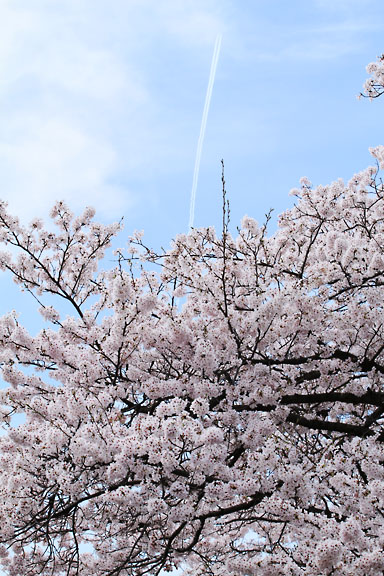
[1,55,384,576]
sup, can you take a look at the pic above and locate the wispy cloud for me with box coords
[314,0,373,11]
[228,2,376,64]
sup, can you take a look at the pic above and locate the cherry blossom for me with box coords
[362,54,384,99]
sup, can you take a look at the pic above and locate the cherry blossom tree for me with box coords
[362,53,384,99]
[1,57,384,576]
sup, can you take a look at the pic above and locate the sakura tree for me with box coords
[1,58,384,576]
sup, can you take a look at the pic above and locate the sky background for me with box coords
[1,0,384,325]
[1,0,384,236]
[0,1,384,572]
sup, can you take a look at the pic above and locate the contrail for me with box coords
[189,34,222,231]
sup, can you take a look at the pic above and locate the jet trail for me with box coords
[188,35,222,231]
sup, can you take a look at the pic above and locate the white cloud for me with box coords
[34,47,132,103]
[0,1,38,86]
[0,118,129,220]
[157,0,225,45]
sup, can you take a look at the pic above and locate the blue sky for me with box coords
[1,0,384,240]
[2,0,384,325]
